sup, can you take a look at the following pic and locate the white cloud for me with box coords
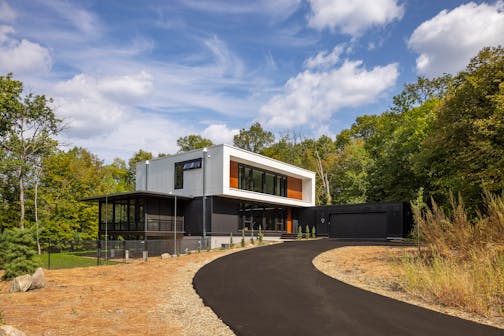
[304,45,344,69]
[0,1,16,22]
[201,124,239,145]
[203,35,245,77]
[0,28,52,74]
[179,0,301,20]
[259,58,398,128]
[67,113,192,161]
[98,71,154,104]
[408,1,504,77]
[307,0,404,37]
[52,71,154,139]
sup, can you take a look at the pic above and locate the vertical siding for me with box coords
[229,160,238,188]
[287,176,302,200]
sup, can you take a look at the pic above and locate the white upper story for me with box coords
[136,144,316,207]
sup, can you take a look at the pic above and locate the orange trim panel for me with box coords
[287,176,302,200]
[230,160,239,188]
[287,209,292,233]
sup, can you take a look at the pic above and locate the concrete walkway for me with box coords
[193,240,502,336]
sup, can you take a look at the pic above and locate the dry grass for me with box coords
[406,193,504,317]
[313,246,504,329]
[0,244,274,335]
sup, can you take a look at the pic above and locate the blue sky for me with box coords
[0,0,503,161]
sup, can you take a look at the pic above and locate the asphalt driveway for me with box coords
[193,240,502,336]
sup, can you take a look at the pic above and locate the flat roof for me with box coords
[81,190,193,202]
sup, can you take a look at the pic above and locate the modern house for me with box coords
[84,144,412,255]
[85,144,316,253]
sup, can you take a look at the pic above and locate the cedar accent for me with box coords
[230,160,239,188]
[287,176,302,200]
[287,209,292,233]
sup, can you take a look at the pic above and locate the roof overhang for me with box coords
[81,190,193,202]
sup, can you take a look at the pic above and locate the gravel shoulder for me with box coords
[0,244,274,335]
[313,245,504,330]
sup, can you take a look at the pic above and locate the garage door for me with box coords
[329,212,387,238]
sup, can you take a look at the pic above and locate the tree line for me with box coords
[0,46,502,242]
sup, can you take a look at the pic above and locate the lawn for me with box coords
[34,253,120,269]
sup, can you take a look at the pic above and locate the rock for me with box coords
[30,267,46,290]
[9,274,32,293]
[0,325,27,336]
[161,253,171,259]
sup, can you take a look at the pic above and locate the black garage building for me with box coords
[300,202,412,239]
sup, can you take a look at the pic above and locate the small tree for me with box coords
[241,229,245,247]
[311,226,316,238]
[0,228,39,280]
[258,225,264,244]
[305,225,310,239]
[297,226,303,239]
[250,229,255,245]
[229,232,233,248]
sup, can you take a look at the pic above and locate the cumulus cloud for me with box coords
[53,71,154,139]
[304,45,344,69]
[201,124,239,145]
[0,28,52,75]
[307,0,404,37]
[259,57,398,128]
[408,1,504,77]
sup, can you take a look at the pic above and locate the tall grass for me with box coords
[401,193,504,317]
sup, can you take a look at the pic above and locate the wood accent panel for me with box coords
[287,176,302,200]
[287,208,292,233]
[229,160,239,188]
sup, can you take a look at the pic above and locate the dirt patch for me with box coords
[0,244,275,335]
[313,246,503,330]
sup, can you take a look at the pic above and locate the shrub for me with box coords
[311,226,316,238]
[305,225,310,239]
[0,228,39,280]
[229,232,233,248]
[258,226,264,244]
[297,226,302,239]
[241,229,245,247]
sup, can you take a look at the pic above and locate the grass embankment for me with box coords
[34,253,119,269]
[402,193,504,317]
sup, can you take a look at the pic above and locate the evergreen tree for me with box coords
[0,228,38,280]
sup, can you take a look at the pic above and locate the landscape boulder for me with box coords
[0,325,27,336]
[9,275,32,293]
[30,267,46,290]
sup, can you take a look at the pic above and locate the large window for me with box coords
[175,158,202,190]
[237,163,287,197]
[239,203,286,231]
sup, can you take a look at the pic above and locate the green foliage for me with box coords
[233,122,274,153]
[297,226,302,240]
[39,147,119,243]
[0,73,61,229]
[177,135,213,152]
[0,228,39,280]
[416,46,504,211]
[250,229,255,245]
[241,229,245,247]
[311,226,316,239]
[126,149,153,190]
[305,225,310,239]
[229,232,233,248]
[258,226,263,244]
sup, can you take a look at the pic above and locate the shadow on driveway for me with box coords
[193,240,502,336]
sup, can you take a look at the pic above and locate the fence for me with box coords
[38,238,207,270]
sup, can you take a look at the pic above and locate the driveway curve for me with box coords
[193,240,502,336]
